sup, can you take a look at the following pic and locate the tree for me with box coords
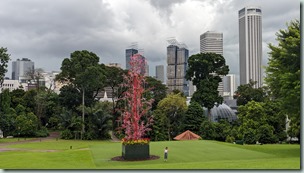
[186,53,229,121]
[102,65,126,129]
[234,80,266,106]
[238,101,278,144]
[56,50,106,139]
[57,108,82,139]
[0,89,15,137]
[35,90,60,126]
[22,89,37,113]
[154,93,187,140]
[265,20,300,141]
[183,102,205,134]
[263,100,286,142]
[10,88,26,109]
[200,120,216,140]
[58,84,82,111]
[25,68,45,90]
[15,112,38,137]
[0,47,10,114]
[213,120,232,142]
[56,50,106,106]
[0,89,11,114]
[83,102,112,140]
[0,47,10,87]
[144,76,167,110]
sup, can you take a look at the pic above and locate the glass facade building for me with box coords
[12,58,34,82]
[167,45,189,96]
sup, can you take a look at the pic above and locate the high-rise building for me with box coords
[200,31,224,96]
[125,48,138,70]
[125,48,149,76]
[12,58,34,82]
[200,31,223,55]
[223,74,236,100]
[145,64,149,76]
[239,6,262,88]
[167,43,189,96]
[155,65,164,83]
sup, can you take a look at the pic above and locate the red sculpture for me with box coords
[121,54,153,141]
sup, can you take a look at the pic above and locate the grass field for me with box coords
[0,139,300,169]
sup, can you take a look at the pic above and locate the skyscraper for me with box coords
[167,43,189,96]
[155,65,164,83]
[145,64,149,76]
[12,58,34,82]
[239,6,262,88]
[125,48,149,76]
[125,48,138,70]
[200,31,224,96]
[200,31,223,55]
[223,74,236,100]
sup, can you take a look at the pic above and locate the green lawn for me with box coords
[0,139,300,169]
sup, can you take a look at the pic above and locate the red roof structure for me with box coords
[173,130,201,140]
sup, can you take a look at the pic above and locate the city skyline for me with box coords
[0,0,299,87]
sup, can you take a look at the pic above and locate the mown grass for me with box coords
[0,139,300,169]
[0,138,37,143]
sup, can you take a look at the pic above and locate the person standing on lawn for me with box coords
[164,147,168,162]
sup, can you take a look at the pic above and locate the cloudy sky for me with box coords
[0,0,299,85]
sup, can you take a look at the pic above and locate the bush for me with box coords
[35,127,49,137]
[225,135,235,143]
[257,124,278,144]
[243,128,257,144]
[83,130,98,140]
[60,129,73,139]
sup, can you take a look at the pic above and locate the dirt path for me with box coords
[0,131,119,152]
[0,132,60,152]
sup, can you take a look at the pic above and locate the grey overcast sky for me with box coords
[1,0,299,85]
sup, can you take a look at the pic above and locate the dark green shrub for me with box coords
[225,135,235,143]
[83,130,98,140]
[35,127,49,137]
[60,129,73,139]
[243,128,257,144]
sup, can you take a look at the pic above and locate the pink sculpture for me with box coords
[120,54,153,141]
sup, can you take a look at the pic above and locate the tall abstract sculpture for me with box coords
[120,54,153,160]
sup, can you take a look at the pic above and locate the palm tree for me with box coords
[82,102,112,139]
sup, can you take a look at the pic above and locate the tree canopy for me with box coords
[0,47,10,86]
[265,20,300,140]
[56,50,106,106]
[186,53,229,120]
[234,79,266,106]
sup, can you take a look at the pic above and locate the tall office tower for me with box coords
[145,64,149,76]
[125,48,138,70]
[200,31,223,55]
[239,6,262,88]
[223,74,236,100]
[167,41,189,96]
[155,65,164,83]
[200,31,224,96]
[12,58,34,82]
